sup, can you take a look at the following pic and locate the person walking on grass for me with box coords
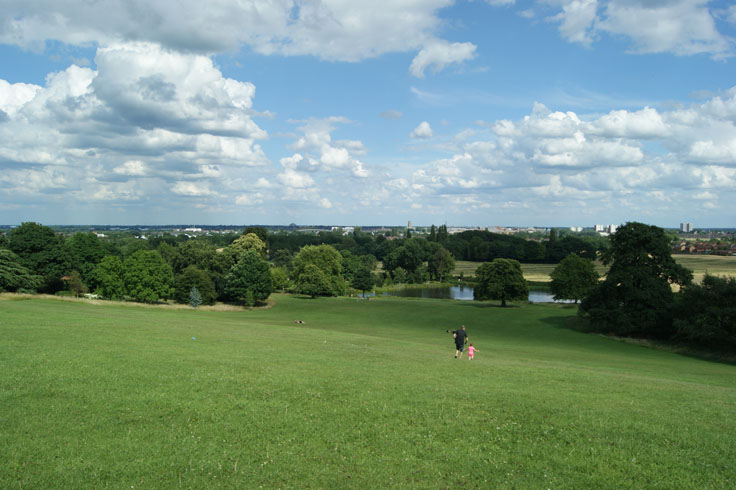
[451,324,468,359]
[467,342,478,361]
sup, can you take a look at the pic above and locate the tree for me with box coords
[674,275,736,350]
[473,258,529,307]
[428,247,455,283]
[549,253,599,303]
[0,248,43,292]
[123,250,174,303]
[292,244,346,296]
[189,287,203,308]
[90,256,126,300]
[174,266,217,305]
[270,266,289,292]
[295,263,333,298]
[9,222,71,293]
[580,222,692,339]
[65,270,88,296]
[66,232,105,284]
[351,265,375,297]
[225,250,272,306]
[228,233,267,259]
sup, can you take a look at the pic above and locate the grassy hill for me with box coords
[1,293,734,488]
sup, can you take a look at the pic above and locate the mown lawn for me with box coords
[1,293,734,488]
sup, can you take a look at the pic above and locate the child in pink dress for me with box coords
[467,342,478,360]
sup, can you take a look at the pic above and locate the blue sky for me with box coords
[1,1,735,228]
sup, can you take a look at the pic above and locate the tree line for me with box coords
[3,221,732,353]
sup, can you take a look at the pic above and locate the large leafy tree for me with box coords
[123,250,174,303]
[0,248,43,292]
[674,275,736,350]
[9,222,71,293]
[428,247,456,283]
[228,233,267,259]
[225,250,272,306]
[473,258,529,307]
[351,265,375,298]
[66,232,105,284]
[549,253,599,303]
[580,222,692,338]
[90,256,126,300]
[295,263,333,298]
[174,266,217,305]
[292,244,346,296]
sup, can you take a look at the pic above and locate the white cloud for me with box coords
[540,0,733,58]
[410,121,434,139]
[599,0,731,57]
[277,169,315,189]
[172,181,216,196]
[548,0,598,46]
[410,40,477,78]
[113,160,148,176]
[0,0,456,63]
[319,198,333,209]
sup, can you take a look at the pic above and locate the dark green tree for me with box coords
[674,275,736,350]
[473,258,529,307]
[123,250,174,303]
[90,256,126,300]
[580,222,692,338]
[428,247,456,283]
[549,253,599,303]
[65,270,88,296]
[351,265,375,297]
[225,250,272,306]
[66,232,105,284]
[174,266,217,305]
[9,222,72,293]
[0,248,43,292]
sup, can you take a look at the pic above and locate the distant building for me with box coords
[680,222,693,233]
[569,226,583,232]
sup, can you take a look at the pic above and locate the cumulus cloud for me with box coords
[409,40,477,78]
[0,0,455,63]
[287,117,370,178]
[410,121,434,139]
[0,42,270,209]
[541,0,733,58]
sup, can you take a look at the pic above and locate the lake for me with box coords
[376,285,571,303]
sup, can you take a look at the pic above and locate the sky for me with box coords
[1,1,735,228]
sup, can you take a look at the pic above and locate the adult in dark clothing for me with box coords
[452,325,468,359]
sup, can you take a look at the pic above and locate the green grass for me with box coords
[456,255,736,284]
[1,293,735,488]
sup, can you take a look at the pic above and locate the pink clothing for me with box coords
[468,346,475,358]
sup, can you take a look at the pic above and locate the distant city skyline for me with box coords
[1,1,735,228]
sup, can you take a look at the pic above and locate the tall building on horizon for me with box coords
[680,222,693,233]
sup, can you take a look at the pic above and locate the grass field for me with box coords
[456,254,736,283]
[2,293,735,488]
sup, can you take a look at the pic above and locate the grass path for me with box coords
[1,294,734,488]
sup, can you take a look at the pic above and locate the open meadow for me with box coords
[456,255,736,284]
[1,293,735,488]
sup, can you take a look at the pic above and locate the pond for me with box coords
[376,285,572,303]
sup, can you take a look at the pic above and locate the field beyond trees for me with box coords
[456,254,736,283]
[1,294,734,488]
